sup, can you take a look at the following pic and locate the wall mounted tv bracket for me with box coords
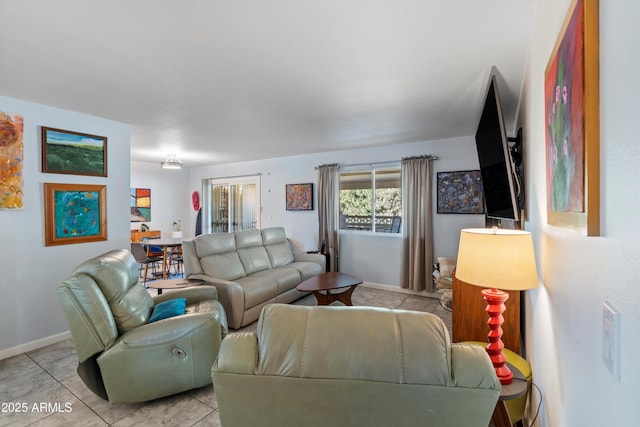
[507,127,525,210]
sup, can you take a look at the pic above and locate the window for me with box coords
[339,167,401,233]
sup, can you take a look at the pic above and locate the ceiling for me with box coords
[0,0,536,167]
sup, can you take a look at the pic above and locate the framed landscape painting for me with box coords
[286,183,313,211]
[44,183,107,246]
[42,127,108,177]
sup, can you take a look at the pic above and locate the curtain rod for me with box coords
[206,172,262,180]
[401,155,439,161]
[315,156,438,170]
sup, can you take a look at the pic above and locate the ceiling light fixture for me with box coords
[161,154,182,170]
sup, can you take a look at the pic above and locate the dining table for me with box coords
[145,238,183,280]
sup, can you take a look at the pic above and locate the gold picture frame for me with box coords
[44,183,108,246]
[544,0,600,236]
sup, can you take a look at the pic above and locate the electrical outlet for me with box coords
[602,301,620,380]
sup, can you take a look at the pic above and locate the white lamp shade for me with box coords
[455,228,538,291]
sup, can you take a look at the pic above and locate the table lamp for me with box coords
[455,227,538,384]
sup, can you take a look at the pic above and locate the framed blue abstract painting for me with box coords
[44,183,107,246]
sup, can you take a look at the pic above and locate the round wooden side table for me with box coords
[146,279,203,295]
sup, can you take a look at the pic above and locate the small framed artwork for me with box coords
[286,183,313,211]
[130,187,151,222]
[545,0,599,236]
[437,170,485,214]
[41,127,108,177]
[44,183,108,246]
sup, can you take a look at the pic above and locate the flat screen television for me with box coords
[475,75,521,221]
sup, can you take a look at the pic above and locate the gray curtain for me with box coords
[400,156,434,292]
[317,164,340,272]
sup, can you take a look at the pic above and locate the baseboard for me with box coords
[361,281,438,299]
[0,331,72,361]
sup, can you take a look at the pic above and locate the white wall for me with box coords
[0,96,130,357]
[189,136,486,287]
[130,160,191,238]
[521,1,640,425]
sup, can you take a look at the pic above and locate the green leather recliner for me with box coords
[213,304,500,427]
[58,249,228,404]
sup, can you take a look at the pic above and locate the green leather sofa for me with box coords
[213,304,501,427]
[58,249,228,404]
[183,227,325,329]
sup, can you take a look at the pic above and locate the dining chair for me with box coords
[130,242,162,286]
[141,237,163,258]
[169,246,184,278]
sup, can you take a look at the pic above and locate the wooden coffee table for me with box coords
[296,272,362,306]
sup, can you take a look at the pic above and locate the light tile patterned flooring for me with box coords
[0,285,451,427]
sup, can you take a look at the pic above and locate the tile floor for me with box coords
[0,285,451,427]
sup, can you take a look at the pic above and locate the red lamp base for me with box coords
[481,288,513,385]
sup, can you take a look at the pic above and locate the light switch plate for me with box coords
[602,301,620,380]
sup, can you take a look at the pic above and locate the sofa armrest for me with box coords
[450,343,501,390]
[152,284,218,305]
[186,273,246,329]
[294,252,326,271]
[213,332,258,375]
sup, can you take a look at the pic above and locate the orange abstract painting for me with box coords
[0,112,24,209]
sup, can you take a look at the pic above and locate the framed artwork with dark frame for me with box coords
[544,0,600,236]
[436,170,485,214]
[286,183,313,211]
[44,183,108,246]
[41,127,108,177]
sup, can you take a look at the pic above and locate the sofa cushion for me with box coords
[238,247,272,274]
[236,230,272,274]
[261,227,288,245]
[265,243,294,267]
[201,252,246,281]
[235,276,279,309]
[194,232,237,257]
[261,227,295,267]
[286,261,323,281]
[252,268,301,294]
[235,229,263,249]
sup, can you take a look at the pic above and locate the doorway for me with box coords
[201,175,261,234]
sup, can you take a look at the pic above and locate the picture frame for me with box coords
[544,0,599,236]
[41,127,108,177]
[286,183,313,211]
[436,170,485,214]
[44,183,107,246]
[130,187,151,222]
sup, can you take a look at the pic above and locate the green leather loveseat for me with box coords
[58,249,228,404]
[212,304,501,426]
